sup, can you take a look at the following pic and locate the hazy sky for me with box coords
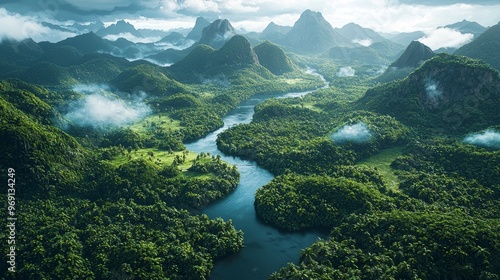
[1,0,499,46]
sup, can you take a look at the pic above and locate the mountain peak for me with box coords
[444,20,486,37]
[390,40,434,68]
[284,9,350,53]
[215,35,259,66]
[297,9,330,26]
[338,22,386,45]
[96,20,142,38]
[186,17,211,41]
[198,19,236,49]
[261,22,291,40]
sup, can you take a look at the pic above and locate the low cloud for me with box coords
[103,33,161,43]
[331,122,373,144]
[337,66,356,77]
[0,8,76,42]
[463,129,500,149]
[418,28,474,50]
[154,39,196,50]
[64,85,151,129]
[352,38,373,47]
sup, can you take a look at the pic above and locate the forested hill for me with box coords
[358,53,500,134]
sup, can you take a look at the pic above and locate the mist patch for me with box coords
[337,66,356,77]
[64,85,151,129]
[331,122,373,144]
[463,129,500,149]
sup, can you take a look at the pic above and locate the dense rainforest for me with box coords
[1,10,500,280]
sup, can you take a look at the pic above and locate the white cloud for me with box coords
[418,27,474,50]
[127,16,195,31]
[337,66,356,77]
[331,122,373,144]
[0,8,47,41]
[0,8,76,42]
[61,0,159,11]
[161,0,220,15]
[103,33,161,43]
[464,129,500,149]
[3,1,500,41]
[352,39,373,47]
[65,86,151,128]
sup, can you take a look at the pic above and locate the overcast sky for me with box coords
[1,0,499,47]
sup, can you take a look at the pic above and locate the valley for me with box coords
[1,4,499,280]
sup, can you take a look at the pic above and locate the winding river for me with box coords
[185,71,328,280]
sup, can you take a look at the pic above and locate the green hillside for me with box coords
[358,53,500,134]
[0,90,89,198]
[111,63,187,96]
[254,40,295,75]
[170,35,273,83]
[455,22,500,71]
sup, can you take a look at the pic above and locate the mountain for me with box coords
[390,41,434,68]
[198,19,237,49]
[7,53,130,86]
[0,80,89,197]
[159,32,186,45]
[210,35,259,67]
[171,35,270,82]
[39,46,83,67]
[444,20,487,38]
[96,20,142,38]
[111,63,186,96]
[260,22,292,42]
[186,17,211,41]
[284,9,350,53]
[146,18,237,65]
[455,23,500,71]
[383,31,426,46]
[0,39,44,75]
[327,46,388,65]
[326,24,404,65]
[48,32,115,54]
[336,22,387,45]
[253,41,295,75]
[41,22,74,33]
[375,41,434,82]
[71,21,105,33]
[358,53,500,134]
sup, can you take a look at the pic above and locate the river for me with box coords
[185,71,328,280]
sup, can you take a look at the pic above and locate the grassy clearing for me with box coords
[108,148,214,180]
[109,148,194,169]
[358,146,404,191]
[129,114,182,135]
[284,78,304,85]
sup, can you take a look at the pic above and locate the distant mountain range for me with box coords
[444,20,487,38]
[96,20,143,38]
[1,11,497,82]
